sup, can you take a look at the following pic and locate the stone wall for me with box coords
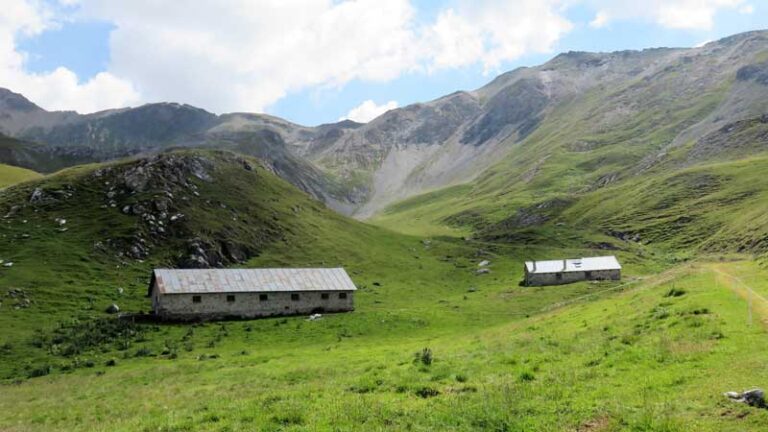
[153,290,354,320]
[524,269,620,286]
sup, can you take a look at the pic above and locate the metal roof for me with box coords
[151,268,357,295]
[524,256,621,274]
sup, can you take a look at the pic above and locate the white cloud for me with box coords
[0,0,139,113]
[339,99,398,123]
[0,0,751,117]
[425,0,572,73]
[739,4,754,14]
[74,0,421,114]
[589,11,610,28]
[587,0,748,30]
[54,0,575,113]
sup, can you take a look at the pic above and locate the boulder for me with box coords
[29,188,44,204]
[105,304,120,314]
[478,260,490,267]
[3,205,20,218]
[724,388,766,408]
[476,268,490,275]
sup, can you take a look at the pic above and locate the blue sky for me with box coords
[5,0,768,125]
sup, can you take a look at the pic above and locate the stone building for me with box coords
[523,256,621,286]
[148,268,357,320]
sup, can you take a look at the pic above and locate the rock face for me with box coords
[2,150,315,270]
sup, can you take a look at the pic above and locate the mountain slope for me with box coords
[374,31,768,251]
[1,31,767,219]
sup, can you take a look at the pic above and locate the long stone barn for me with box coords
[148,268,357,320]
[523,256,622,286]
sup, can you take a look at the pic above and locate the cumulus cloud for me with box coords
[0,0,752,116]
[73,0,421,113]
[0,0,139,113]
[339,99,398,123]
[53,0,574,113]
[586,0,750,30]
[426,0,572,73]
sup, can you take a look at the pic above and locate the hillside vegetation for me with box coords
[2,31,768,432]
[0,163,39,188]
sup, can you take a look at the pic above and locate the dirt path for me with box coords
[710,263,768,328]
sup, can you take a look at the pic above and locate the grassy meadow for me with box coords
[1,257,767,431]
[0,150,767,431]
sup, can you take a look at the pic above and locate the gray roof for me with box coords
[151,268,357,295]
[524,256,621,274]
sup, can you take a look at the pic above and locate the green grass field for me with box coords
[1,151,767,431]
[1,259,766,431]
[0,163,40,189]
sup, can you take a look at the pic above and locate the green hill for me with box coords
[3,30,768,432]
[0,150,766,430]
[0,162,39,188]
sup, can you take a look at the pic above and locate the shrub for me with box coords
[27,364,52,378]
[665,288,686,298]
[134,347,153,357]
[455,374,468,383]
[414,348,433,366]
[519,371,535,382]
[415,386,440,398]
[105,358,117,367]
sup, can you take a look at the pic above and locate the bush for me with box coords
[105,358,117,367]
[134,347,153,357]
[518,371,535,382]
[27,364,52,378]
[665,288,686,298]
[415,386,440,398]
[455,374,468,383]
[414,348,433,366]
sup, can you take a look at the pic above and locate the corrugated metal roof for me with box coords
[152,268,357,295]
[524,256,621,274]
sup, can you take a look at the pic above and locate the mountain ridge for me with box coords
[0,30,766,218]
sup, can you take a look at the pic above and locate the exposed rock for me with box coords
[724,388,766,408]
[476,268,490,275]
[105,304,120,314]
[478,260,490,267]
[4,205,20,218]
[29,188,44,204]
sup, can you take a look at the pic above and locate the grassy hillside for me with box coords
[0,149,654,377]
[1,258,767,430]
[1,150,767,430]
[0,163,39,188]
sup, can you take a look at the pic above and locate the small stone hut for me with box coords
[148,268,357,320]
[524,256,621,286]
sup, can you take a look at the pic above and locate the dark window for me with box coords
[192,295,202,303]
[226,295,236,303]
[585,271,592,279]
[259,294,268,301]
[291,293,300,301]
[555,273,562,281]
[321,293,330,300]
[339,292,348,299]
